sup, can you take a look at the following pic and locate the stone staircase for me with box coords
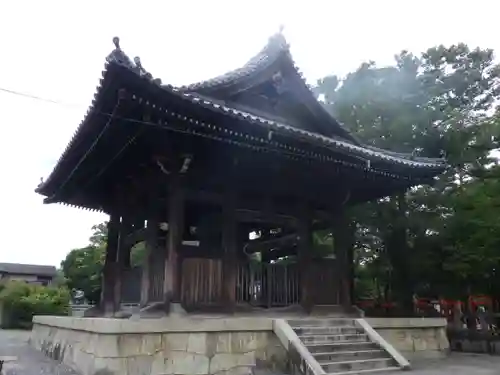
[287,318,403,374]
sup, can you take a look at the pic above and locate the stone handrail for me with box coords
[273,319,326,375]
[355,318,411,370]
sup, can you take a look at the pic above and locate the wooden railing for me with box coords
[179,259,301,309]
[180,258,223,309]
[149,258,164,302]
[236,262,301,307]
[178,258,340,310]
[310,260,340,305]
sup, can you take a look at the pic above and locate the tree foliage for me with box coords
[61,222,146,304]
[0,281,70,329]
[316,43,500,303]
[61,245,104,304]
[59,43,500,308]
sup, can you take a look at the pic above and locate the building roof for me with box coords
[107,35,445,167]
[0,263,57,277]
[179,32,358,142]
[35,34,447,207]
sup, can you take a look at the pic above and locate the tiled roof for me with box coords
[0,263,57,277]
[172,91,446,169]
[104,37,445,169]
[179,33,289,92]
[178,32,358,143]
[36,36,447,197]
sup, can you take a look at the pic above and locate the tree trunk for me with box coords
[386,191,414,312]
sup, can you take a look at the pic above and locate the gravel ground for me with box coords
[403,353,500,375]
[0,329,79,375]
[2,329,500,375]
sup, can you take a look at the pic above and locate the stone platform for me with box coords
[30,314,449,375]
[31,315,287,375]
[366,317,450,360]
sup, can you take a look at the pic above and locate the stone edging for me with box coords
[272,319,326,375]
[365,317,447,329]
[356,318,411,370]
[32,316,273,333]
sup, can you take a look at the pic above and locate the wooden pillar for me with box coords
[163,170,185,311]
[222,191,237,312]
[297,206,313,312]
[101,213,119,315]
[141,217,158,307]
[114,216,137,311]
[113,217,123,313]
[332,211,353,308]
[122,218,134,269]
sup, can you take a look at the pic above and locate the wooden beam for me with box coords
[100,173,347,229]
[235,209,296,226]
[183,189,334,226]
[266,246,298,260]
[124,227,147,248]
[245,233,299,253]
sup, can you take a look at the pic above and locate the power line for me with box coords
[0,84,320,159]
[0,86,83,108]
[0,83,420,181]
[0,84,327,163]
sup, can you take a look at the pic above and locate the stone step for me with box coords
[287,318,356,327]
[314,349,390,362]
[306,341,379,353]
[294,326,363,336]
[328,365,401,374]
[321,357,396,374]
[300,333,369,344]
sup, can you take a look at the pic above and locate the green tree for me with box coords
[89,222,108,248]
[61,246,104,304]
[52,269,67,288]
[316,43,500,307]
[131,241,146,267]
[442,164,500,295]
[60,221,147,304]
[0,281,70,328]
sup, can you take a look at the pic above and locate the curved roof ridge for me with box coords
[177,32,360,144]
[178,32,289,92]
[365,145,446,163]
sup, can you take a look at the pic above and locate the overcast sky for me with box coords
[0,0,498,267]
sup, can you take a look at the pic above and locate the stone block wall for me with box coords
[365,317,449,360]
[448,329,500,355]
[31,318,287,375]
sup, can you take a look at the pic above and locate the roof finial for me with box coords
[112,36,120,49]
[134,56,142,69]
[278,24,285,34]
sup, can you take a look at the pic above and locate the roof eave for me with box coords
[36,38,448,201]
